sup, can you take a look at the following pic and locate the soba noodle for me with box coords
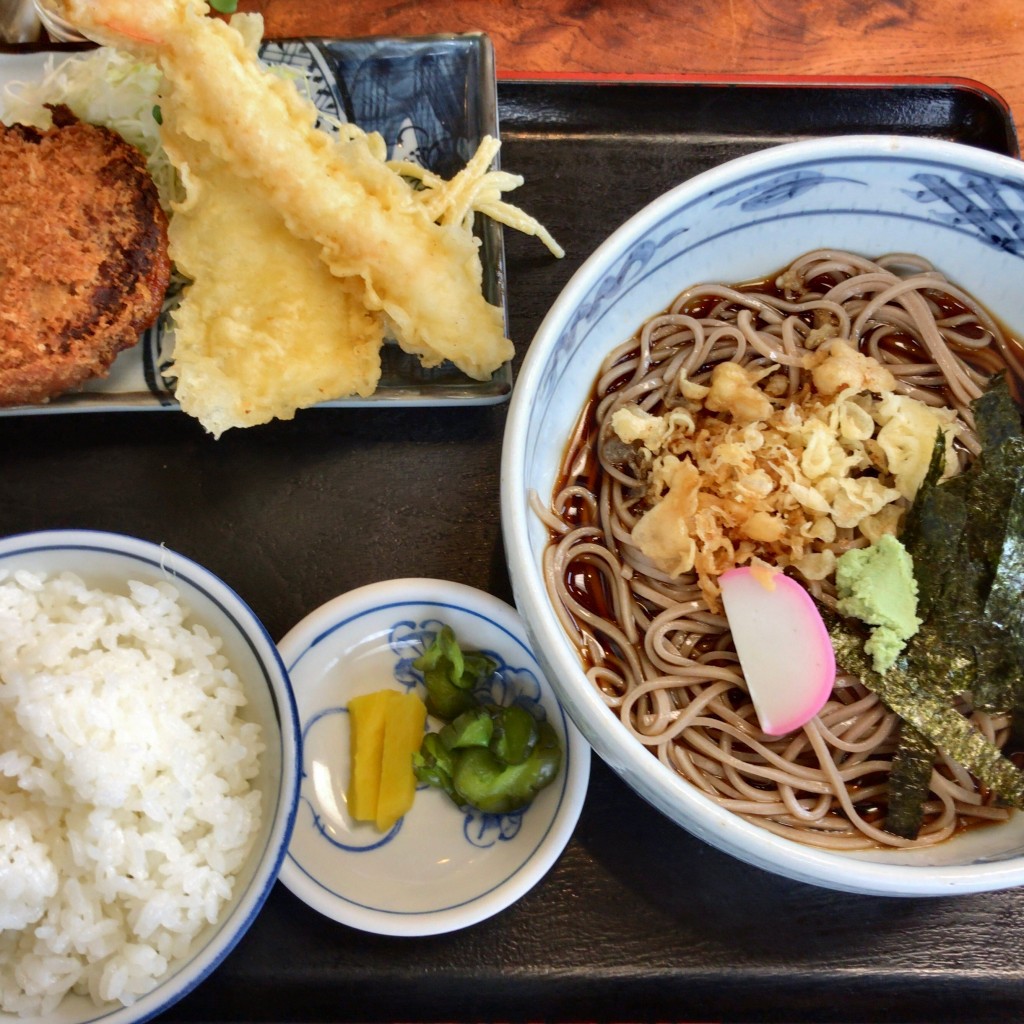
[541,249,1022,850]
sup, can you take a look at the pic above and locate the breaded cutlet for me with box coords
[0,105,171,406]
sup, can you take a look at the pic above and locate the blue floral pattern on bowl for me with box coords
[714,169,867,210]
[905,171,1024,254]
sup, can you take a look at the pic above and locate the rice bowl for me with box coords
[0,530,299,1023]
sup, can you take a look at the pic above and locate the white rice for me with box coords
[0,569,264,1016]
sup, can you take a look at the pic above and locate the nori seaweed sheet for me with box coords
[899,431,967,622]
[901,377,1024,713]
[884,724,936,839]
[983,468,1024,652]
[835,376,1024,834]
[827,613,1024,809]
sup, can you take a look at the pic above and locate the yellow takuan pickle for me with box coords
[347,691,394,822]
[347,689,427,831]
[376,692,428,831]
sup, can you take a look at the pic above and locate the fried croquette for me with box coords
[0,105,170,406]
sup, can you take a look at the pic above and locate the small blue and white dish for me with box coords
[276,578,590,936]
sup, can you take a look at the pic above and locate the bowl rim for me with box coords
[0,528,301,1022]
[501,133,1024,897]
[275,575,591,935]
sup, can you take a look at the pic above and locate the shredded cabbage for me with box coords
[0,48,182,209]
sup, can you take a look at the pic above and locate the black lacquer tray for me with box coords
[2,77,1022,1024]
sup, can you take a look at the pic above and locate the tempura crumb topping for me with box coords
[611,339,960,610]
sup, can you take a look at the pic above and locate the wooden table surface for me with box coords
[240,0,1024,132]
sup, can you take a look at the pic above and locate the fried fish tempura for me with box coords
[165,125,384,435]
[43,0,534,432]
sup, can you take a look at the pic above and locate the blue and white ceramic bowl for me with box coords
[502,135,1024,897]
[0,529,300,1024]
[276,578,589,936]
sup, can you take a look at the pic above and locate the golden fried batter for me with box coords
[0,105,170,406]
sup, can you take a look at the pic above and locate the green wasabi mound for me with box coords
[835,533,922,673]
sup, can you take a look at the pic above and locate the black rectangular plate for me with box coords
[3,79,1023,1024]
